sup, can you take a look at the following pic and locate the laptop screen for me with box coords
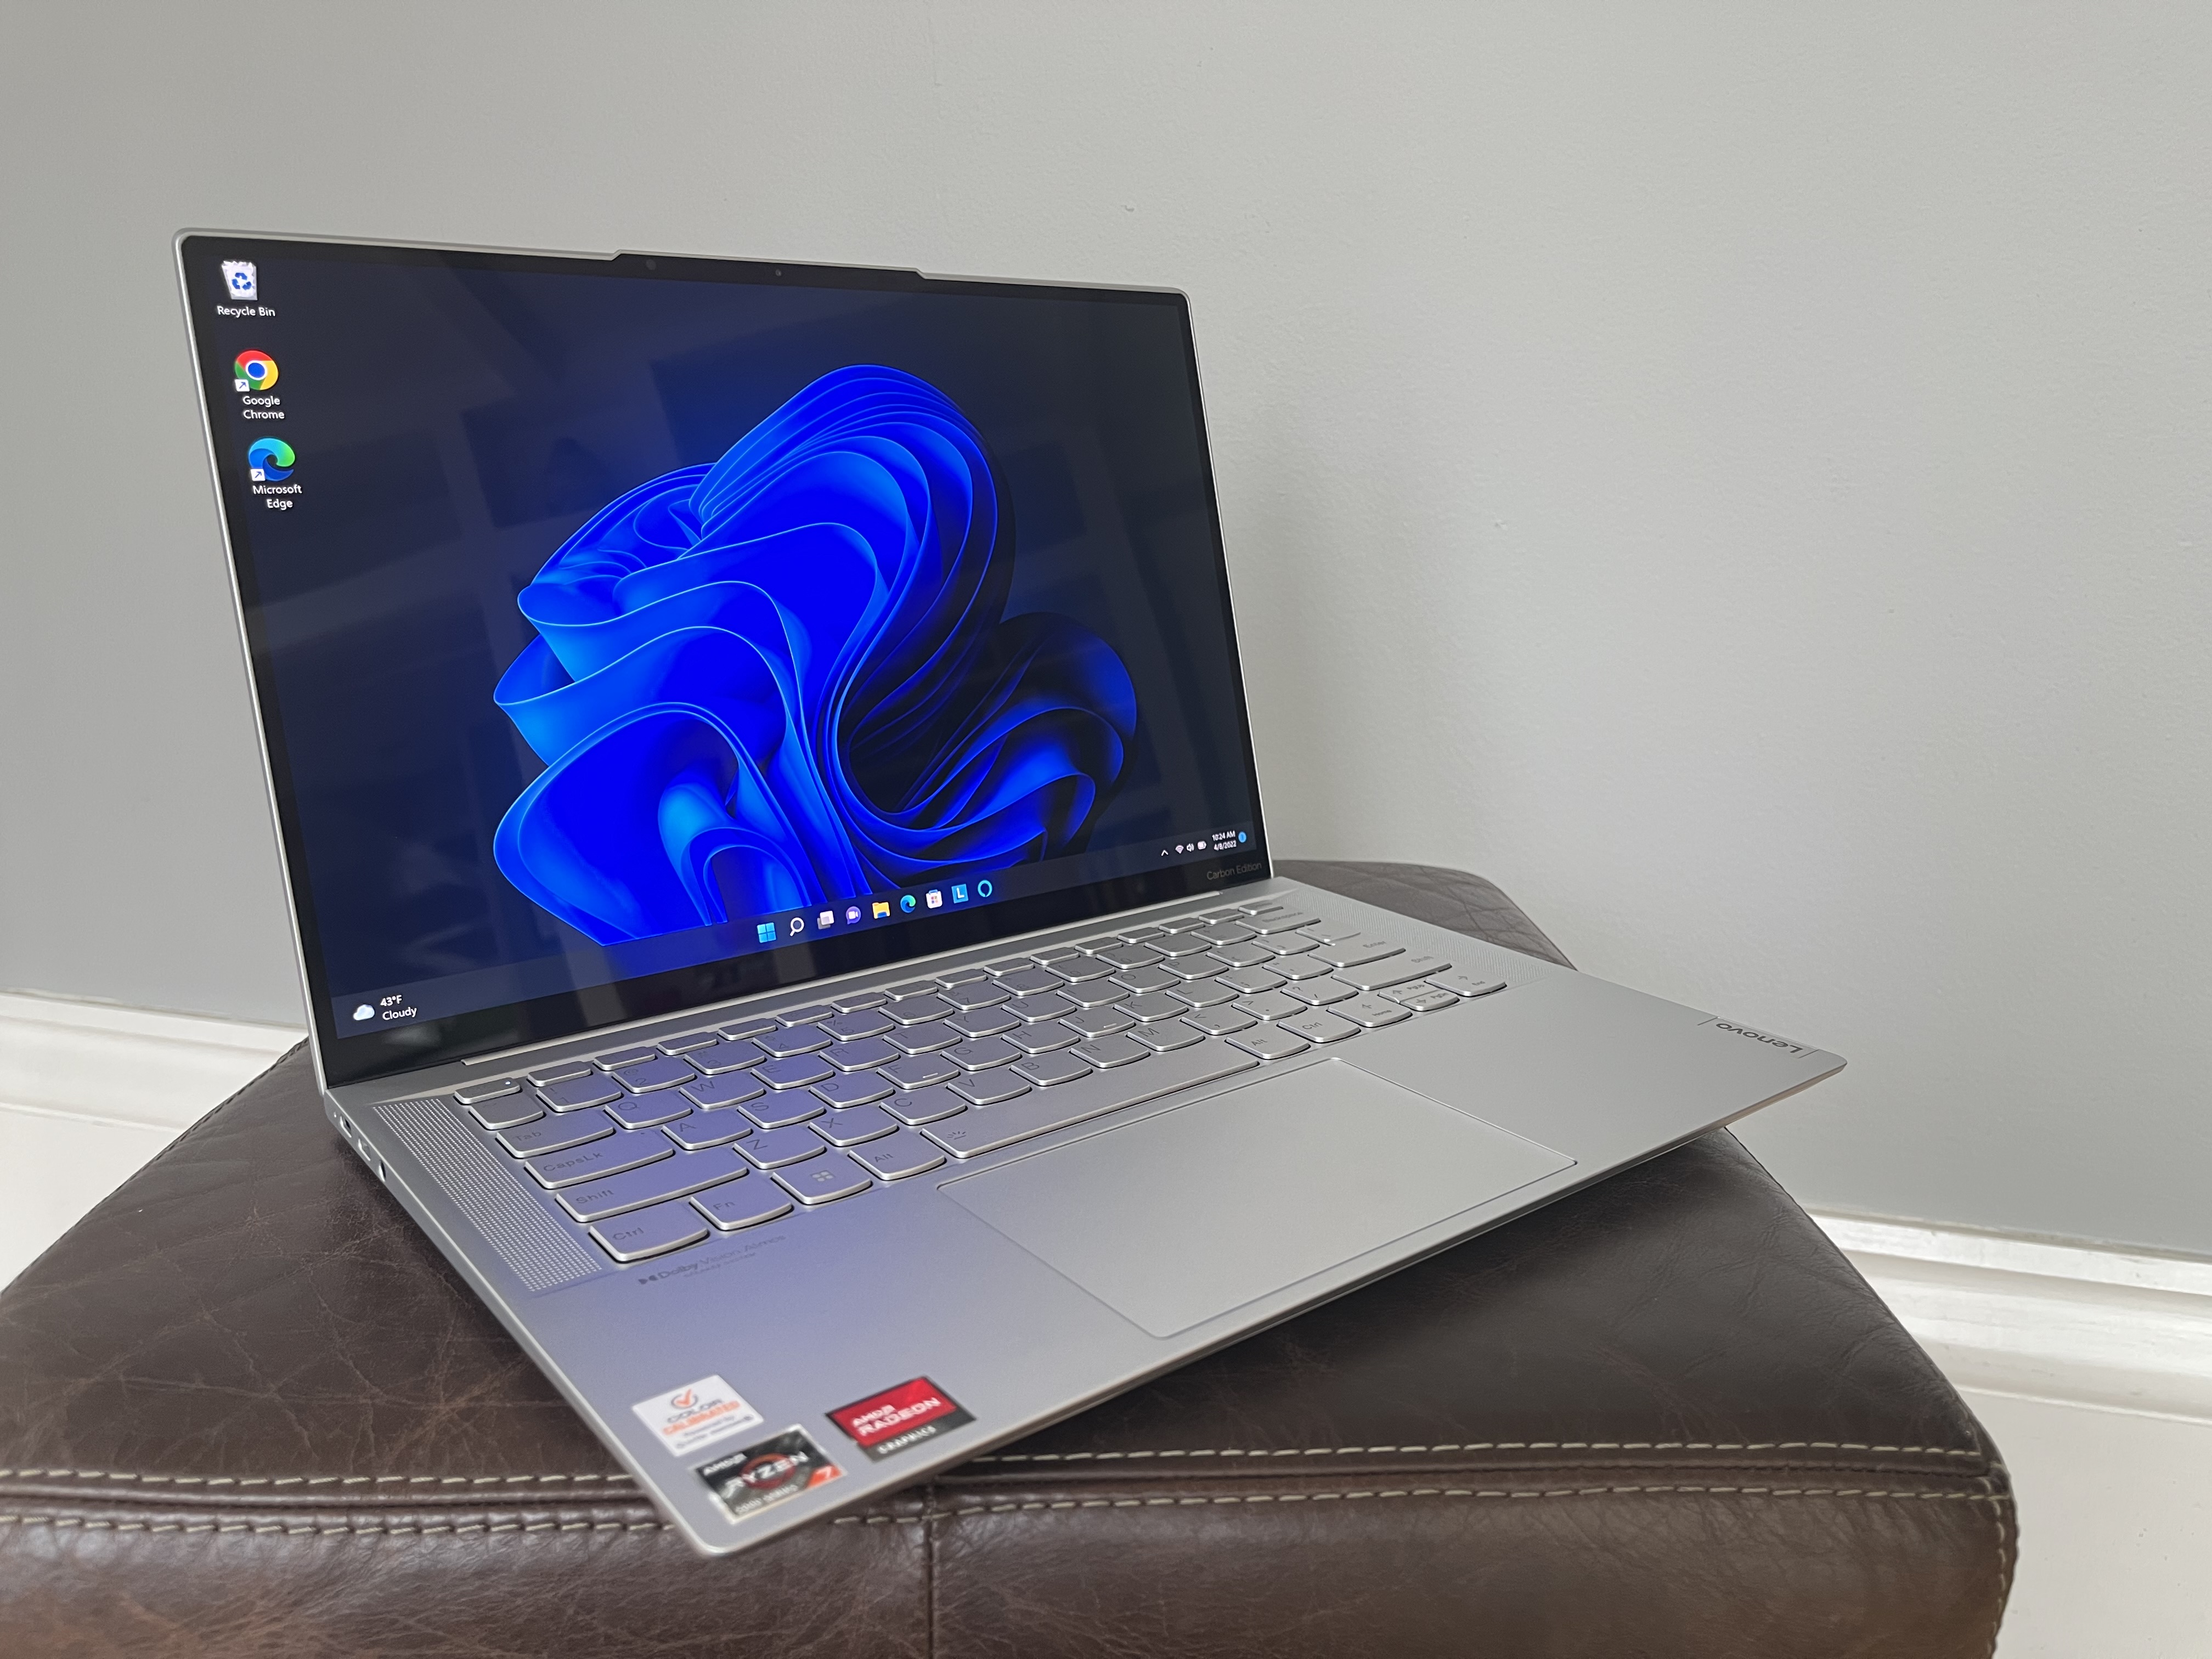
[179,237,1268,1086]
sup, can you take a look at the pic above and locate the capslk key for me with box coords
[526,1130,675,1189]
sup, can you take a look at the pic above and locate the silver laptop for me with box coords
[177,232,1843,1555]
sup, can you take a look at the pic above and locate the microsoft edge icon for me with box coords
[246,437,295,482]
[899,894,917,913]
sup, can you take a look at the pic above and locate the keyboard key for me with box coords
[663,1114,752,1150]
[656,1031,721,1055]
[499,1110,615,1158]
[1063,1005,1135,1039]
[1228,1025,1312,1060]
[1340,952,1454,992]
[1119,992,1189,1022]
[755,1024,832,1058]
[1279,1008,1361,1045]
[1118,925,1168,941]
[1311,936,1402,970]
[453,1078,521,1106]
[1267,952,1336,981]
[1199,905,1248,920]
[743,1126,826,1168]
[826,1036,901,1071]
[1056,980,1127,1011]
[882,1053,962,1090]
[464,1094,544,1132]
[1013,1050,1093,1088]
[1428,971,1508,1000]
[1003,1021,1081,1057]
[1380,984,1460,1013]
[1167,977,1240,1009]
[1183,1005,1256,1037]
[1261,932,1321,957]
[1196,923,1257,946]
[682,1072,767,1110]
[851,1131,946,1181]
[983,957,1034,975]
[556,1147,752,1222]
[777,1003,837,1025]
[539,1074,624,1111]
[1074,1034,1148,1069]
[1128,1018,1206,1052]
[946,1036,1023,1071]
[717,1016,778,1041]
[995,966,1069,996]
[1092,943,1164,970]
[1163,952,1231,981]
[936,966,991,986]
[525,1130,675,1188]
[1243,910,1321,935]
[694,1183,794,1231]
[687,1037,769,1074]
[1111,966,1178,996]
[1218,966,1286,997]
[610,1054,697,1092]
[775,1158,872,1206]
[1007,991,1077,1023]
[1335,994,1414,1029]
[889,977,945,997]
[742,1093,824,1130]
[1052,955,1122,983]
[596,1046,659,1069]
[754,1054,836,1091]
[1030,944,1087,963]
[1155,933,1220,957]
[885,1020,963,1056]
[1234,991,1306,1022]
[810,1105,899,1146]
[812,1070,894,1109]
[607,1092,692,1130]
[831,990,889,1012]
[949,1070,1030,1105]
[1207,942,1274,970]
[948,1006,1021,1039]
[589,1199,710,1262]
[1300,917,1365,943]
[883,1086,973,1124]
[940,980,1010,1011]
[884,994,955,1025]
[822,1009,895,1042]
[924,1041,1259,1159]
[1282,977,1359,1007]
[526,1061,592,1087]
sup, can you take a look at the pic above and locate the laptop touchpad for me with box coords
[940,1060,1575,1339]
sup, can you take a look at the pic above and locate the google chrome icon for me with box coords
[246,438,295,481]
[233,351,278,392]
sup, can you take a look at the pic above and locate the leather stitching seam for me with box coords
[968,1440,1985,1464]
[0,1514,670,1536]
[825,1485,2016,1525]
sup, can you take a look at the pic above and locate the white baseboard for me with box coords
[5,991,2208,1422]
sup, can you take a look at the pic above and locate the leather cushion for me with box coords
[0,862,2013,1656]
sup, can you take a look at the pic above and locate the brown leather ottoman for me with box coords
[0,862,2014,1657]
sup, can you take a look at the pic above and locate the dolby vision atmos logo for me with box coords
[247,437,295,482]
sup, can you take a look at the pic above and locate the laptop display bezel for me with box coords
[178,233,1273,1088]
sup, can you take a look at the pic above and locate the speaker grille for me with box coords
[377,1097,603,1293]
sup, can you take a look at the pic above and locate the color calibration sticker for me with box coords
[631,1375,764,1459]
[827,1376,975,1461]
[697,1428,844,1521]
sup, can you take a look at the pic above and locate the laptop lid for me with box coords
[177,235,1269,1088]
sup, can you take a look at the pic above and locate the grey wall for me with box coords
[4,2,2207,1254]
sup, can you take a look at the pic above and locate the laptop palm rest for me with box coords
[940,1059,1575,1339]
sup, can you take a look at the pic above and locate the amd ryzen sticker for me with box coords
[827,1376,975,1460]
[698,1427,844,1520]
[631,1375,764,1459]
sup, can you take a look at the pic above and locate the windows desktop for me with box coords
[182,239,1264,1078]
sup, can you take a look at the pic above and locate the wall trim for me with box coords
[6,991,2208,1420]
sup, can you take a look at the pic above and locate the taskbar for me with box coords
[329,823,1256,1032]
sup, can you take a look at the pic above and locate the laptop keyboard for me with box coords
[435,899,1507,1266]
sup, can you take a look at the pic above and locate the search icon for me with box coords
[788,916,805,936]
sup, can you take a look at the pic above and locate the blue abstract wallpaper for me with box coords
[490,366,1138,945]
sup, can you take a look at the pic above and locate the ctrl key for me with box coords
[589,1199,709,1263]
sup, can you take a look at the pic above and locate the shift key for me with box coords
[524,1130,675,1189]
[923,1040,1257,1160]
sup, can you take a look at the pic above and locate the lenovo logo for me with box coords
[1706,1019,1812,1058]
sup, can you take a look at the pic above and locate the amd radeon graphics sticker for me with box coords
[827,1377,975,1461]
[697,1427,843,1521]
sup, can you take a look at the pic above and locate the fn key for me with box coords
[589,1199,709,1262]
